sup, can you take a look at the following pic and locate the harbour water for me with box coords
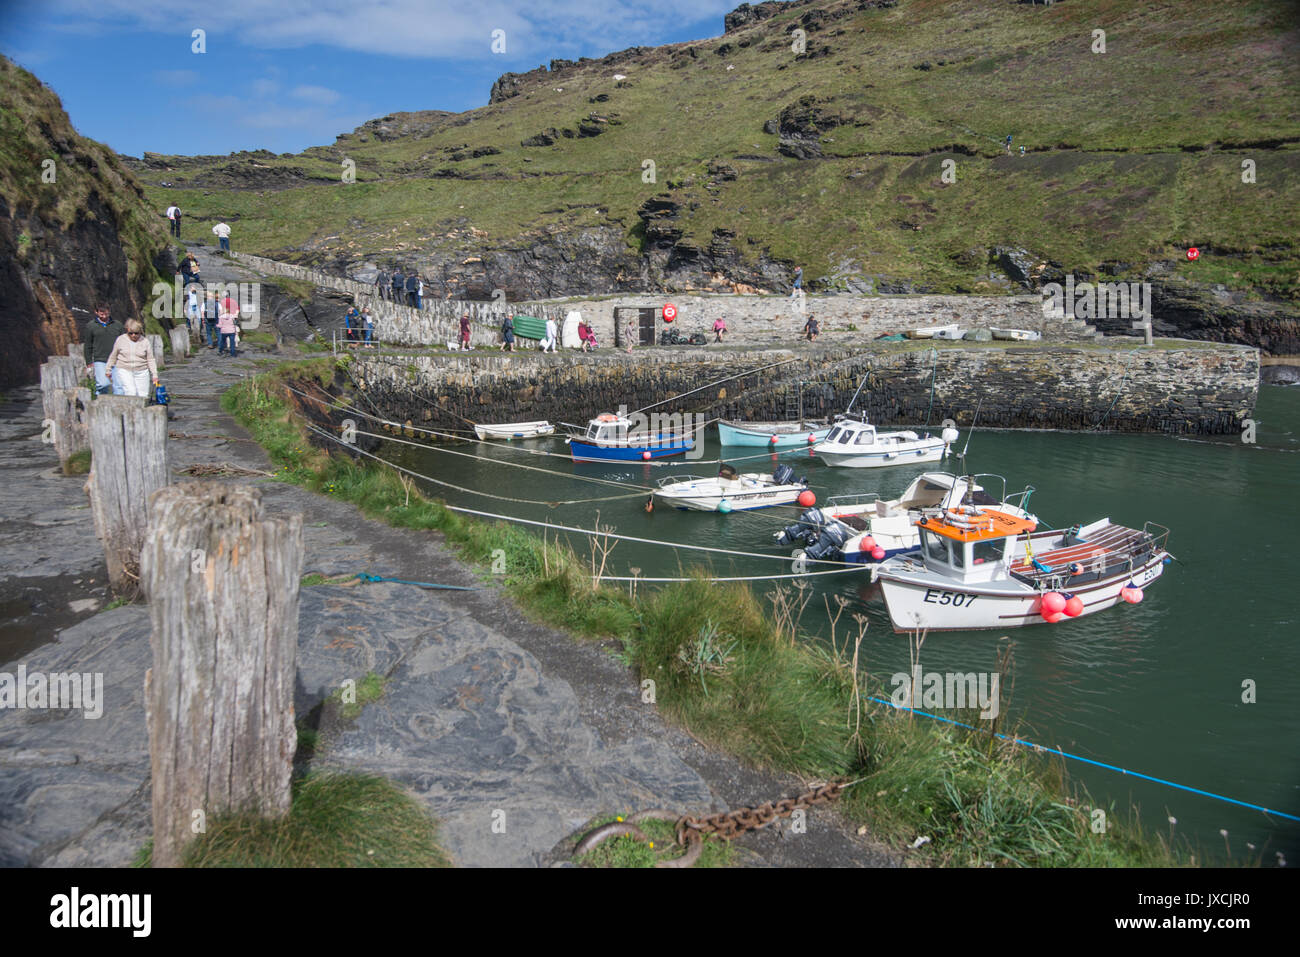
[393,385,1300,864]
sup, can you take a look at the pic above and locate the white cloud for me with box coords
[291,84,340,105]
[15,0,733,60]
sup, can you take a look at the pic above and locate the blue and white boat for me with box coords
[718,420,832,448]
[565,413,696,463]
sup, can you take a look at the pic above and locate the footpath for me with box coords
[0,244,895,868]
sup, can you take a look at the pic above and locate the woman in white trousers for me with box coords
[106,319,159,398]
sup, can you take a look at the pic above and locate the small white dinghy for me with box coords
[906,323,960,340]
[474,420,555,441]
[654,464,813,513]
[990,328,1041,342]
[812,415,958,468]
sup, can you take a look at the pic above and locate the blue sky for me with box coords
[0,0,735,157]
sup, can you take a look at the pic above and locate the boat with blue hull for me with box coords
[564,413,696,463]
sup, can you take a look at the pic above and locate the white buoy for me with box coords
[941,427,959,445]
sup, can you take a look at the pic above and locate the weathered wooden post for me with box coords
[140,484,302,868]
[50,387,91,472]
[168,326,190,360]
[147,333,165,370]
[85,396,169,590]
[40,356,82,424]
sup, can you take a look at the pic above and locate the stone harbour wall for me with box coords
[347,341,1259,437]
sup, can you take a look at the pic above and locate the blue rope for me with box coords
[355,573,476,592]
[867,696,1300,823]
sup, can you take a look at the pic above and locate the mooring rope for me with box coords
[301,422,858,567]
[868,695,1300,824]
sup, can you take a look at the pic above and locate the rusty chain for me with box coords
[573,780,847,866]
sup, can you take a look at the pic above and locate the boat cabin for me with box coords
[583,414,631,445]
[915,509,1038,585]
[822,419,920,449]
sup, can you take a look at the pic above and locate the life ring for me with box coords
[596,413,618,423]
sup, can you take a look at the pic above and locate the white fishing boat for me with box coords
[474,420,555,441]
[870,511,1171,632]
[812,415,958,468]
[990,328,1042,342]
[905,323,960,340]
[775,473,1037,564]
[655,464,813,512]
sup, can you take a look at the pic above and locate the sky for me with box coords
[0,0,735,157]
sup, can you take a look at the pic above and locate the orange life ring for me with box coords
[596,413,618,423]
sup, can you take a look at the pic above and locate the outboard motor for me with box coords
[718,464,738,480]
[775,506,825,547]
[805,523,849,561]
[773,464,795,485]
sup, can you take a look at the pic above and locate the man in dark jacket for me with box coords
[83,304,125,394]
[405,272,418,308]
[202,291,220,348]
[391,269,404,303]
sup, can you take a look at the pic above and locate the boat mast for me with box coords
[846,370,870,419]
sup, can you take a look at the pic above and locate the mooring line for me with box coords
[867,695,1300,824]
[301,422,857,567]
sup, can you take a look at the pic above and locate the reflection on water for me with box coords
[393,386,1300,861]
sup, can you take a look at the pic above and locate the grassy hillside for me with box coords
[0,56,170,293]
[130,0,1300,297]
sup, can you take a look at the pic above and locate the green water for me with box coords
[392,387,1300,863]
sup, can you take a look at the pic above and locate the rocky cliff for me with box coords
[0,56,173,389]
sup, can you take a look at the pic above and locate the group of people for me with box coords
[489,314,598,353]
[82,305,159,398]
[344,306,376,346]
[375,268,426,309]
[179,251,242,356]
[163,205,233,252]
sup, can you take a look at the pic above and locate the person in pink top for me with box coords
[217,293,240,357]
[105,319,159,397]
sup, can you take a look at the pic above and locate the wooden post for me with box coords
[168,326,190,360]
[50,386,91,472]
[85,396,169,590]
[147,333,165,370]
[40,356,84,426]
[141,484,302,868]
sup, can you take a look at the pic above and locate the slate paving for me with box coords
[0,242,895,868]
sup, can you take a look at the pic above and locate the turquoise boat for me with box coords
[718,420,832,448]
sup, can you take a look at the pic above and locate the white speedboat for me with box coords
[871,512,1171,632]
[474,420,555,441]
[990,328,1041,341]
[812,415,958,468]
[655,464,812,512]
[775,473,1037,564]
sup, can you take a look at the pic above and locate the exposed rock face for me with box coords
[0,56,171,389]
[725,2,793,33]
[775,95,849,159]
[346,110,454,142]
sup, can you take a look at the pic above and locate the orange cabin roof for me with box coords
[919,508,1037,543]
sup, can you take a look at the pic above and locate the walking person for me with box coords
[391,268,404,305]
[217,291,240,357]
[105,319,159,398]
[802,313,820,342]
[165,203,182,238]
[500,313,515,352]
[1004,133,1013,154]
[415,274,424,310]
[541,315,558,353]
[202,291,220,348]
[362,306,374,347]
[459,312,472,351]
[185,284,202,338]
[789,265,803,299]
[82,303,125,395]
[405,272,418,309]
[624,314,636,354]
[344,306,360,344]
[374,273,386,302]
[212,221,232,254]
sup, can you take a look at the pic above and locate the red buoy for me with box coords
[642,450,652,460]
[1042,611,1066,623]
[871,546,886,560]
[1064,595,1084,617]
[797,490,816,507]
[1041,592,1066,615]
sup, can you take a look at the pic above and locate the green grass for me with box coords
[330,671,387,722]
[128,0,1299,299]
[62,448,91,476]
[221,362,1203,866]
[133,773,450,868]
[575,815,735,867]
